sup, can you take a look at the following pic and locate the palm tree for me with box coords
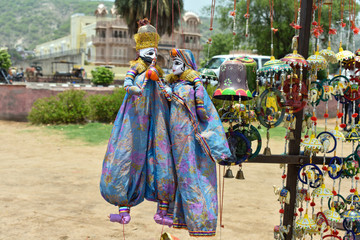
[115,0,183,36]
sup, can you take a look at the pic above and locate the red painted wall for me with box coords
[0,85,114,121]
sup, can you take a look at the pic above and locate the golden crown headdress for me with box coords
[134,18,160,51]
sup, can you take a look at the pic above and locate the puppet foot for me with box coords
[154,210,173,227]
[109,206,131,224]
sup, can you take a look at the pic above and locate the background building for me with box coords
[34,4,202,77]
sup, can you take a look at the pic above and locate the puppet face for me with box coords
[172,57,188,76]
[139,47,157,64]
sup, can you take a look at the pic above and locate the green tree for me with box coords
[0,49,12,70]
[91,67,114,86]
[115,0,183,36]
[215,0,355,59]
[202,33,234,64]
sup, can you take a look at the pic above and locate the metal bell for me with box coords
[235,169,245,180]
[224,167,234,178]
[288,131,295,140]
[212,57,256,101]
[263,147,272,156]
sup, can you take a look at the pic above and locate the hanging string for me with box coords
[177,0,184,48]
[346,0,351,48]
[294,0,298,26]
[156,0,159,30]
[314,0,323,51]
[328,1,336,48]
[269,0,277,57]
[290,0,301,30]
[122,221,126,240]
[210,0,216,31]
[230,0,237,50]
[150,0,154,23]
[244,0,251,37]
[172,0,174,45]
[207,0,216,58]
[218,165,223,230]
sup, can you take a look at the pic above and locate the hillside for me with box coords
[0,0,226,56]
[0,0,113,49]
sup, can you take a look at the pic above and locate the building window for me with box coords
[101,30,106,38]
[119,31,123,38]
[124,31,127,38]
[114,31,118,38]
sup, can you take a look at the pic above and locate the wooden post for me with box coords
[283,0,313,239]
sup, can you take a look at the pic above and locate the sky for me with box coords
[103,0,210,16]
[183,0,210,16]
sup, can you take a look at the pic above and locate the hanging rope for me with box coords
[290,0,301,30]
[210,0,216,31]
[122,221,126,240]
[150,0,154,23]
[172,0,174,44]
[269,0,277,57]
[244,0,251,37]
[230,0,237,49]
[207,0,216,58]
[156,0,159,30]
[176,0,184,48]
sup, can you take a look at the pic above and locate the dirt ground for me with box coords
[0,120,355,240]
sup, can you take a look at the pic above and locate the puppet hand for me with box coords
[194,82,209,121]
[164,85,172,96]
[146,66,159,81]
[126,86,142,96]
[196,104,209,122]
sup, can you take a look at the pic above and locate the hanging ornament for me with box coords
[337,0,355,75]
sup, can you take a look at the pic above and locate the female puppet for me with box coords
[100,19,175,226]
[166,48,232,237]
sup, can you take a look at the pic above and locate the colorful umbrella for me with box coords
[320,47,337,64]
[312,183,332,199]
[301,134,323,153]
[324,207,341,222]
[329,126,345,141]
[296,213,317,231]
[307,51,328,71]
[280,51,309,69]
[257,57,292,77]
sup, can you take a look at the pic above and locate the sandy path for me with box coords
[0,120,355,240]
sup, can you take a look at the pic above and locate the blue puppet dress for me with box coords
[168,71,232,237]
[100,60,176,213]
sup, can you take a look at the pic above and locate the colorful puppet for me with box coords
[99,19,175,225]
[166,48,231,237]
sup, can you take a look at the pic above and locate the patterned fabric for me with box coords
[170,49,197,70]
[100,69,176,208]
[170,79,231,236]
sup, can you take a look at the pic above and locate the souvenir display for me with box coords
[98,0,360,239]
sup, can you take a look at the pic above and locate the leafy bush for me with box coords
[0,49,11,70]
[28,90,89,124]
[87,88,126,123]
[206,84,224,111]
[91,67,114,86]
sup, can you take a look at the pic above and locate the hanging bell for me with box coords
[288,131,295,140]
[224,167,234,178]
[235,168,245,180]
[212,57,255,101]
[263,147,272,156]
